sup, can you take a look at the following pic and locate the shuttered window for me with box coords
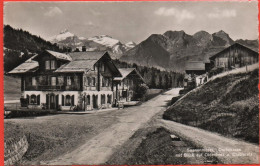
[92,77,96,87]
[62,95,64,106]
[37,95,40,105]
[71,95,75,106]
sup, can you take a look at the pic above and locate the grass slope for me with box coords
[163,69,259,144]
[4,75,21,101]
[4,112,120,165]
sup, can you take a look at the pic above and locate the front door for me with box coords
[50,94,56,109]
[46,94,59,110]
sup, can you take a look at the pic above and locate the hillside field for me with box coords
[163,69,259,144]
[4,75,21,101]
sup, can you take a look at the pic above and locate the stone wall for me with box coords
[4,135,28,165]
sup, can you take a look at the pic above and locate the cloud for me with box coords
[154,7,195,22]
[208,8,236,18]
[44,6,63,17]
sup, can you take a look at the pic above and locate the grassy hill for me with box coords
[4,75,21,101]
[163,69,259,144]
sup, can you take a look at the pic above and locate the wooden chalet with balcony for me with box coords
[9,50,122,111]
[113,68,145,102]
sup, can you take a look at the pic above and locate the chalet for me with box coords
[113,68,145,102]
[209,43,259,70]
[8,50,122,111]
[185,61,206,76]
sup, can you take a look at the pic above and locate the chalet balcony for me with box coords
[25,85,81,91]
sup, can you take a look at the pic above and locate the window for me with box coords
[102,78,105,87]
[86,95,90,105]
[92,77,96,87]
[29,94,40,105]
[87,77,91,86]
[107,94,111,104]
[51,77,56,86]
[101,94,105,104]
[63,95,74,106]
[58,76,64,85]
[65,95,71,106]
[51,60,56,69]
[32,77,37,86]
[45,60,50,70]
[101,63,105,72]
[67,76,71,85]
[31,95,37,104]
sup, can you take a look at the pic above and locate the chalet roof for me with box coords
[54,60,97,73]
[8,61,39,74]
[209,43,259,60]
[69,51,106,61]
[114,68,144,82]
[55,51,107,73]
[185,61,205,71]
[45,50,72,61]
[8,54,39,74]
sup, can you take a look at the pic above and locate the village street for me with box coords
[42,88,181,165]
[40,87,259,165]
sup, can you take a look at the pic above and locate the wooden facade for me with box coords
[210,43,259,70]
[113,68,145,102]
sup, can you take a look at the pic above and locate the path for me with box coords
[43,88,182,165]
[160,119,259,164]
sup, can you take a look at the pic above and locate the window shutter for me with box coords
[37,95,40,105]
[26,95,30,104]
[62,95,64,106]
[71,95,75,106]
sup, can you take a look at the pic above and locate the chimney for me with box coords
[82,46,86,52]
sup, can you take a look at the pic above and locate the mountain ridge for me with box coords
[120,30,258,72]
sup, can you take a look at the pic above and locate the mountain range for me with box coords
[49,29,136,59]
[49,29,258,72]
[120,30,259,72]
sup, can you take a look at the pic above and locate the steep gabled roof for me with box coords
[32,50,72,61]
[55,51,108,73]
[54,60,97,73]
[185,61,205,71]
[209,43,259,60]
[114,68,145,82]
[69,51,106,61]
[8,54,39,74]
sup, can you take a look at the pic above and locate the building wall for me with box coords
[23,91,80,111]
[214,46,258,69]
[81,91,113,111]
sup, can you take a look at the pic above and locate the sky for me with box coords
[4,1,259,44]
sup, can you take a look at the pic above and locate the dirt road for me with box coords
[160,119,259,164]
[43,88,181,165]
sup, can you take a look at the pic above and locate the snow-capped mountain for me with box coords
[49,29,76,43]
[124,41,136,50]
[48,30,137,59]
[88,35,120,48]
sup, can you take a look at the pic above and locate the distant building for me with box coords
[209,43,259,70]
[185,61,206,76]
[113,68,145,102]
